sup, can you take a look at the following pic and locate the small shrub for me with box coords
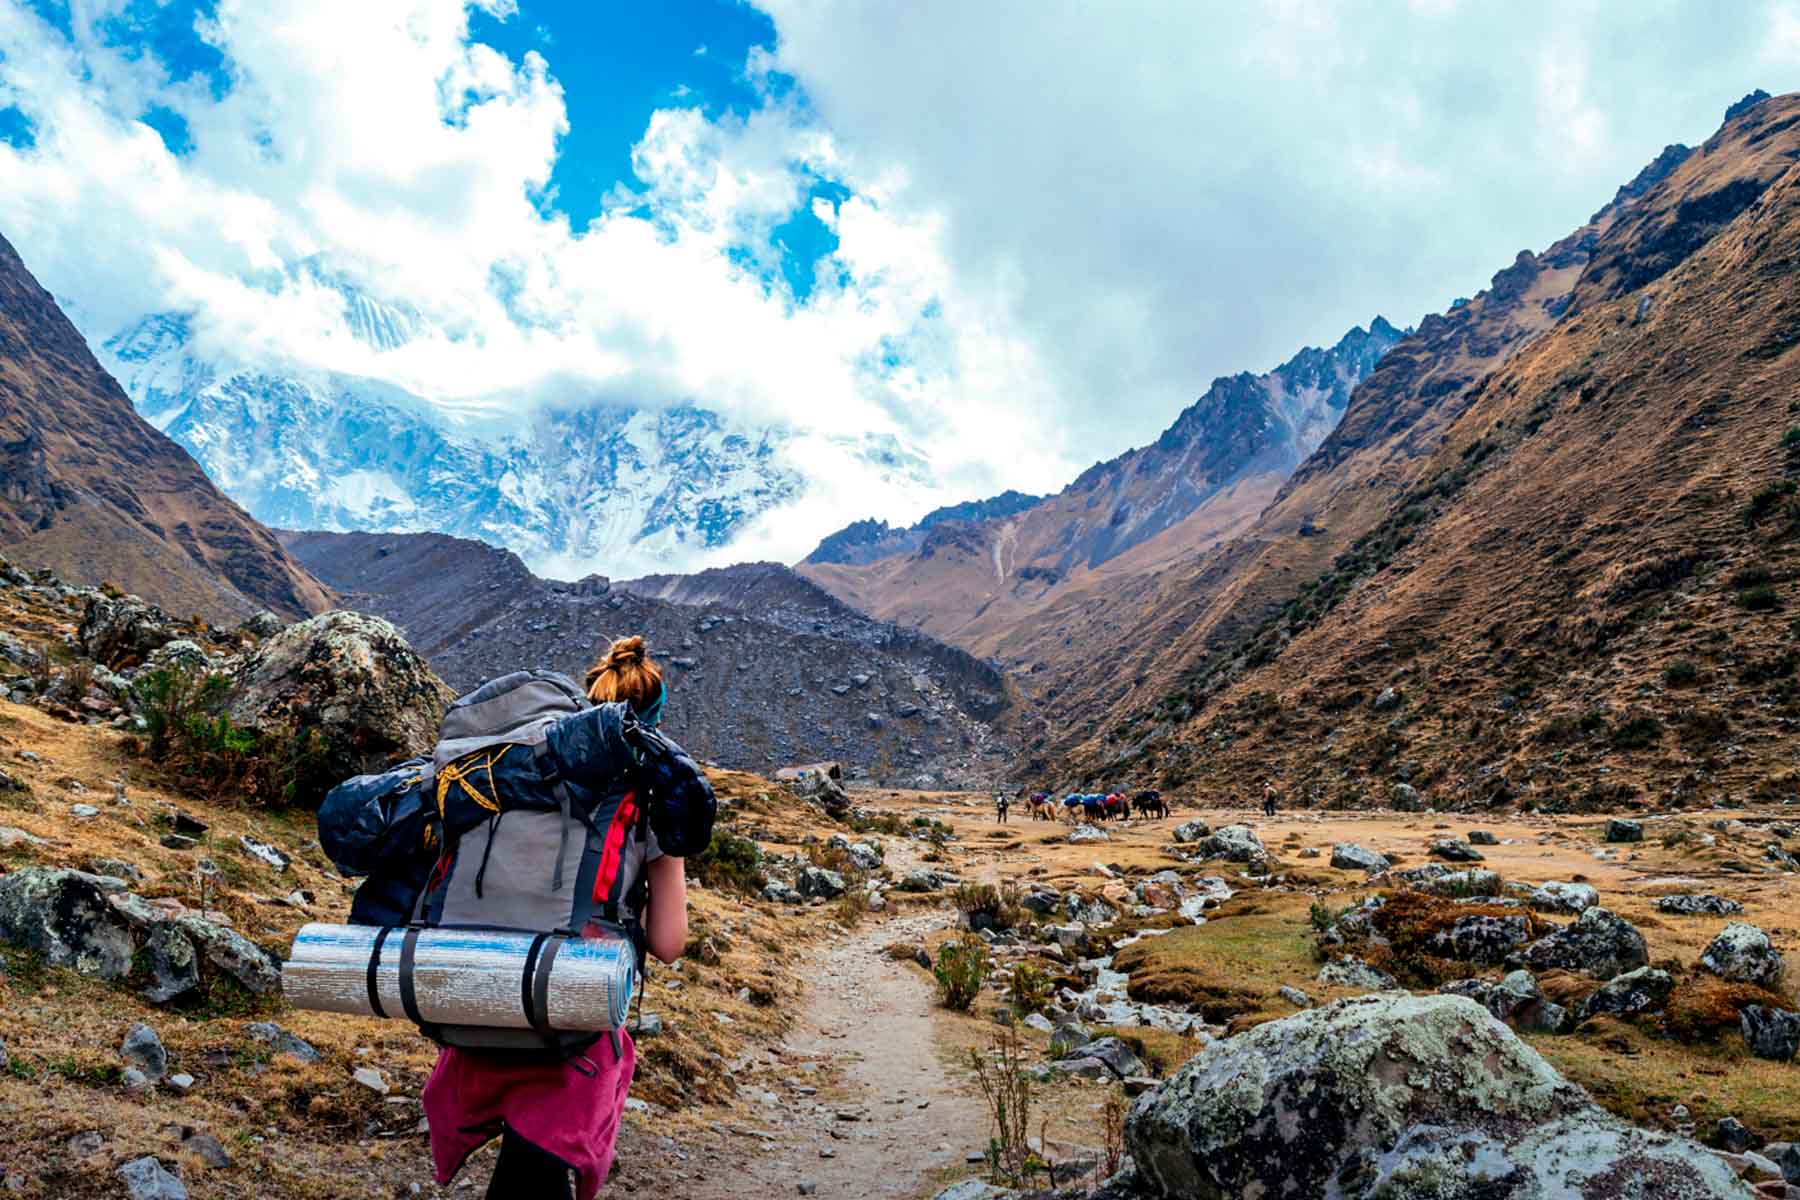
[1308,901,1352,933]
[687,831,764,896]
[969,1025,1047,1188]
[1007,962,1053,1016]
[834,887,868,928]
[1731,564,1775,589]
[1738,585,1782,611]
[1610,715,1663,750]
[1745,481,1796,525]
[955,882,1002,919]
[1102,1089,1128,1179]
[934,935,990,1011]
[1662,660,1699,687]
[1677,708,1731,748]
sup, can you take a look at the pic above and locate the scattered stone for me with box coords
[66,1130,104,1157]
[167,1072,195,1092]
[1076,1037,1147,1080]
[1022,1013,1055,1035]
[1742,1006,1800,1063]
[1580,967,1674,1020]
[159,834,198,851]
[1127,993,1751,1200]
[1720,1117,1755,1154]
[1317,957,1397,991]
[244,1022,320,1064]
[121,1022,168,1082]
[1330,843,1390,872]
[172,811,208,836]
[1521,906,1649,980]
[1700,923,1786,988]
[1414,868,1503,897]
[1467,830,1499,846]
[1515,881,1599,915]
[634,1013,664,1038]
[1050,1056,1111,1080]
[1658,894,1745,917]
[237,836,290,873]
[121,1067,151,1092]
[1429,838,1485,863]
[1278,985,1310,1007]
[1439,914,1532,965]
[897,869,944,893]
[352,1066,390,1095]
[117,1156,187,1200]
[1048,1022,1093,1057]
[1067,824,1109,844]
[1373,686,1401,710]
[69,803,99,820]
[796,867,846,899]
[1171,820,1211,844]
[0,868,135,979]
[0,827,46,850]
[1605,818,1644,843]
[1195,824,1264,862]
[1391,783,1424,812]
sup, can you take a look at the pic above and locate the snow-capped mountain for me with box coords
[96,282,837,579]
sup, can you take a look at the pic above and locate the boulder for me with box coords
[1049,1021,1094,1057]
[78,595,178,669]
[226,611,455,807]
[1171,820,1211,844]
[120,1023,168,1082]
[117,1156,187,1200]
[1430,838,1485,863]
[138,923,199,1003]
[1515,881,1599,915]
[1076,1037,1149,1081]
[0,868,135,979]
[1330,843,1390,872]
[793,769,851,814]
[1127,993,1753,1200]
[1438,914,1532,965]
[1195,825,1264,863]
[236,611,286,640]
[1391,783,1424,812]
[1068,824,1110,844]
[1317,957,1396,991]
[1605,818,1644,843]
[1521,906,1648,980]
[1019,885,1062,915]
[1719,1117,1755,1155]
[896,869,943,893]
[1741,1006,1800,1063]
[1052,1056,1113,1081]
[1467,830,1499,846]
[108,893,281,996]
[244,1022,320,1064]
[1414,868,1504,897]
[797,867,847,899]
[1657,894,1745,917]
[1580,967,1675,1020]
[1700,923,1786,988]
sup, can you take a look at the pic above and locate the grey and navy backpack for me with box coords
[319,668,716,1063]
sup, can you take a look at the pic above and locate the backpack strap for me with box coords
[365,926,394,1019]
[397,926,441,1041]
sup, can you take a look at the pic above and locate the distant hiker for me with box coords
[995,791,1011,823]
[422,636,691,1200]
[1262,780,1279,819]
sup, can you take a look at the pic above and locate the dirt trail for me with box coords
[673,909,989,1200]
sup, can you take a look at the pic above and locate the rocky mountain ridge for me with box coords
[0,233,331,623]
[280,529,1013,786]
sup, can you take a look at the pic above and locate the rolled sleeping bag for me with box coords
[283,923,635,1032]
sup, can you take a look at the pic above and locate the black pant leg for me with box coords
[487,1127,574,1200]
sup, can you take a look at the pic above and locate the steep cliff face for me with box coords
[799,319,1404,660]
[1054,92,1800,811]
[0,234,331,621]
[282,530,1013,786]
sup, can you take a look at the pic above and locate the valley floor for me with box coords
[2,708,1798,1198]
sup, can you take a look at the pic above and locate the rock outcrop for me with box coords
[1520,906,1649,980]
[1127,993,1753,1199]
[227,610,454,806]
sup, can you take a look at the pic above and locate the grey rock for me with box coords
[1523,1000,1573,1035]
[1718,1117,1754,1154]
[167,1072,194,1092]
[1429,838,1485,863]
[121,1066,150,1092]
[1195,824,1263,863]
[69,803,99,820]
[1373,686,1401,710]
[1018,885,1061,915]
[352,1066,389,1094]
[1521,906,1649,980]
[1775,1141,1800,1185]
[1049,1021,1093,1057]
[244,1021,320,1063]
[1126,993,1751,1200]
[117,1156,187,1200]
[1580,967,1675,1020]
[634,1013,665,1038]
[896,869,942,893]
[796,867,847,899]
[1741,1006,1800,1063]
[1391,783,1424,812]
[0,1036,7,1071]
[120,1022,167,1082]
[1330,843,1390,872]
[1516,881,1600,915]
[1278,985,1311,1007]
[1605,818,1644,843]
[1317,957,1397,991]
[1657,894,1745,917]
[237,836,290,873]
[1171,820,1211,844]
[1467,830,1499,846]
[1414,868,1504,897]
[181,1132,232,1169]
[159,834,198,851]
[1439,914,1531,965]
[1067,824,1110,844]
[1022,1013,1055,1035]
[139,922,199,1004]
[930,1181,1013,1200]
[1078,1037,1148,1080]
[1051,1055,1112,1080]
[79,594,178,669]
[0,868,135,979]
[1700,922,1785,988]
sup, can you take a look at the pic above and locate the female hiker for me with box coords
[422,636,691,1200]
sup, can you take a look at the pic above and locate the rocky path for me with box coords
[671,909,989,1200]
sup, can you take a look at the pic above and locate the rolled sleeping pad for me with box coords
[282,923,635,1032]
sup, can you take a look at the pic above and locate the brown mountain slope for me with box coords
[1062,93,1800,811]
[0,233,330,621]
[800,320,1403,661]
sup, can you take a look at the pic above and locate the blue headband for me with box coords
[634,680,666,729]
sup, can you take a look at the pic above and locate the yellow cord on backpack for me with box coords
[435,745,514,817]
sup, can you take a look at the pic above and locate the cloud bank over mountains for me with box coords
[0,0,1795,572]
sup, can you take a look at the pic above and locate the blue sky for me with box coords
[2,0,1799,571]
